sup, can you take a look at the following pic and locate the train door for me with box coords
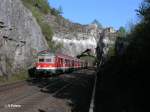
[64,59,68,69]
[55,56,59,68]
[56,57,63,73]
[60,58,65,72]
[72,60,74,69]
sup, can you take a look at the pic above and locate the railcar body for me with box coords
[36,50,86,77]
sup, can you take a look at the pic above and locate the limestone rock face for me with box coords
[52,26,100,57]
[0,0,48,76]
[0,0,116,77]
[96,27,117,65]
[45,14,101,57]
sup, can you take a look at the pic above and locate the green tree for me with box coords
[118,26,126,37]
[58,6,63,15]
[95,1,149,111]
[137,0,150,24]
[51,6,63,16]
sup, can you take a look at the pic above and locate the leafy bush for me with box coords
[22,0,51,14]
[51,6,63,16]
[117,26,127,37]
[40,22,53,41]
[35,0,51,14]
[107,46,115,57]
[51,8,60,16]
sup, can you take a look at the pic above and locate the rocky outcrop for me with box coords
[45,14,101,57]
[0,0,116,77]
[96,27,117,65]
[0,0,48,76]
[52,24,101,56]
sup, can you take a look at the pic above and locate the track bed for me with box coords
[0,68,96,112]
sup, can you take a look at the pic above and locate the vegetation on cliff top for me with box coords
[22,0,62,50]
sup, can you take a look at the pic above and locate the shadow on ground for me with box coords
[27,68,95,112]
[95,57,145,112]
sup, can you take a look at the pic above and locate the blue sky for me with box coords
[48,0,142,30]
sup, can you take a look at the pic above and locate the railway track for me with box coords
[0,76,74,112]
[0,69,96,112]
[0,80,27,93]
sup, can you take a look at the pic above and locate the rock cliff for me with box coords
[0,0,114,77]
[52,25,100,56]
[0,0,48,76]
[96,27,117,65]
[45,14,101,56]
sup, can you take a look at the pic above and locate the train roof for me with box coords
[37,50,84,62]
[37,50,55,56]
[56,53,84,62]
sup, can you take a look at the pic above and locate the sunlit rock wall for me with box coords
[52,24,101,57]
[96,27,117,65]
[0,0,48,76]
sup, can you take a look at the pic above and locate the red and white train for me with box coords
[36,50,87,77]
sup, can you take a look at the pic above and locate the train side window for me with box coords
[68,60,70,65]
[45,58,51,62]
[57,57,61,64]
[65,59,68,65]
[60,58,63,64]
[72,60,74,66]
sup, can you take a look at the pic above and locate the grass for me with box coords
[0,70,29,85]
[107,46,116,58]
[22,0,51,14]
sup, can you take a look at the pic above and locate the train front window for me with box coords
[39,58,44,62]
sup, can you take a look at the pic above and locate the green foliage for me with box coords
[96,1,150,111]
[136,0,150,23]
[22,0,54,48]
[112,1,150,70]
[51,8,59,16]
[22,0,51,14]
[107,46,116,57]
[51,6,63,16]
[35,0,51,14]
[126,0,150,61]
[12,70,29,80]
[58,6,63,15]
[0,70,28,85]
[118,26,126,37]
[40,22,53,41]
[126,21,136,33]
[0,76,6,83]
